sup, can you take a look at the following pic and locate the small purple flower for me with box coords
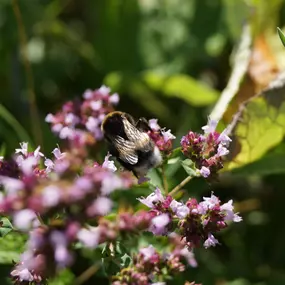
[102,153,117,172]
[98,85,110,96]
[220,200,242,222]
[11,267,33,282]
[13,209,38,231]
[139,245,156,261]
[201,118,218,134]
[161,129,176,142]
[150,213,170,235]
[100,175,123,195]
[44,158,54,173]
[87,196,113,216]
[59,126,74,139]
[199,166,210,178]
[203,234,219,248]
[200,193,219,210]
[149,119,160,131]
[52,147,65,160]
[170,200,189,218]
[83,89,93,99]
[65,113,79,126]
[0,177,24,195]
[42,185,61,207]
[138,188,164,208]
[86,117,100,133]
[75,177,93,192]
[45,113,55,123]
[109,93,119,104]
[77,227,100,249]
[19,156,37,175]
[33,146,44,160]
[180,248,198,267]
[15,142,28,156]
[217,144,229,157]
[90,100,103,111]
[218,126,232,146]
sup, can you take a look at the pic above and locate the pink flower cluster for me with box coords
[138,188,242,249]
[0,143,135,283]
[11,223,78,284]
[148,119,176,154]
[77,211,154,249]
[45,86,119,146]
[112,241,198,285]
[181,118,231,179]
[0,144,133,225]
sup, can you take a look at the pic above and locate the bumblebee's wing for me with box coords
[122,118,153,151]
[113,136,138,165]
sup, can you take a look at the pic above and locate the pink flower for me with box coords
[149,119,160,131]
[203,234,219,248]
[138,188,164,208]
[220,200,242,222]
[52,147,65,160]
[217,144,229,157]
[42,185,61,207]
[139,245,156,261]
[150,213,170,235]
[161,129,176,142]
[202,118,218,134]
[87,197,113,216]
[45,113,55,123]
[109,93,119,104]
[102,153,117,172]
[13,209,38,231]
[15,142,28,156]
[199,166,210,178]
[77,227,100,249]
[170,200,189,218]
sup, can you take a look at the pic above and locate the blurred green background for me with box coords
[2,0,285,284]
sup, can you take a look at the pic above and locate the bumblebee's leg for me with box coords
[136,118,152,132]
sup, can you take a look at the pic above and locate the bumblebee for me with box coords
[101,111,162,179]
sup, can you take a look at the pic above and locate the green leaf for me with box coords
[231,154,285,176]
[143,72,218,106]
[147,168,163,189]
[120,253,132,267]
[227,71,285,170]
[0,218,13,237]
[277,27,285,47]
[0,232,26,264]
[181,159,196,176]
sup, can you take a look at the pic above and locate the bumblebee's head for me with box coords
[101,111,136,139]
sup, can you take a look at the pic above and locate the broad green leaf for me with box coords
[227,71,285,170]
[0,218,13,237]
[147,168,163,189]
[277,27,285,47]
[0,232,26,264]
[144,72,218,106]
[181,159,196,176]
[231,154,285,176]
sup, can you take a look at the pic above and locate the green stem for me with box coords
[161,164,168,194]
[169,175,193,196]
[74,263,100,285]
